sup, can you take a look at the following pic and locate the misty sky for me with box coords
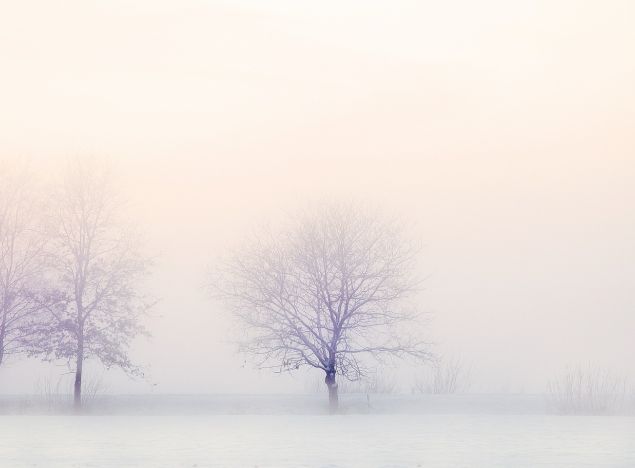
[1,0,634,394]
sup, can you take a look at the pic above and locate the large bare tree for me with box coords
[0,163,47,368]
[214,203,430,411]
[33,160,151,409]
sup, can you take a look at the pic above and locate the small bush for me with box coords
[547,364,628,415]
[34,376,72,411]
[412,356,471,394]
[304,369,396,395]
[33,373,111,412]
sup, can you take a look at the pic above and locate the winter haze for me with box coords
[1,0,634,399]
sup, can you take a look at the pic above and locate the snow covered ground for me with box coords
[1,395,634,467]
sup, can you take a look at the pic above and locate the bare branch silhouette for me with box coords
[212,202,431,411]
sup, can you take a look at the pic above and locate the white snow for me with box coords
[1,410,634,467]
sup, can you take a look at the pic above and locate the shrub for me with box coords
[547,364,628,415]
[412,356,471,394]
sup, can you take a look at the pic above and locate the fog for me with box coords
[1,0,634,397]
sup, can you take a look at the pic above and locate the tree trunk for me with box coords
[325,370,338,413]
[0,335,5,367]
[74,338,84,411]
[0,315,6,366]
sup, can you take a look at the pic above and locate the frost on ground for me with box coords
[0,395,634,468]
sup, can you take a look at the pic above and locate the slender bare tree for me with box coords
[214,203,431,411]
[32,159,151,409]
[0,163,48,369]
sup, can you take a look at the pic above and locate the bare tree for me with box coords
[214,203,430,411]
[0,163,47,368]
[32,159,151,409]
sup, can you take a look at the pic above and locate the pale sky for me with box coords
[1,0,634,394]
